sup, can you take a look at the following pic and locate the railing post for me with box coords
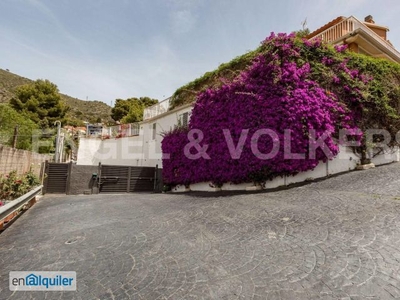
[43,160,49,195]
[127,167,132,193]
[97,162,102,193]
[66,161,73,195]
[154,164,158,192]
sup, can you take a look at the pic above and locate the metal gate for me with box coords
[42,163,160,194]
[43,162,71,194]
[98,165,157,193]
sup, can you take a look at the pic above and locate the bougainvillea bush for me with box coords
[162,33,400,186]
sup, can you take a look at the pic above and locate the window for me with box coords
[152,123,156,140]
[178,112,189,127]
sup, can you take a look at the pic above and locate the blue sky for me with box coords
[1,0,399,106]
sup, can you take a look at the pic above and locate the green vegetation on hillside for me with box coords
[170,48,262,110]
[169,37,400,120]
[168,34,400,166]
[61,96,112,126]
[0,69,112,125]
[0,69,31,103]
[10,79,68,128]
[111,97,158,123]
[0,104,38,150]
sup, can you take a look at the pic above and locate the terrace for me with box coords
[100,123,140,139]
[143,97,171,121]
[308,15,400,63]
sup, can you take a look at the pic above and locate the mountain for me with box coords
[0,68,112,125]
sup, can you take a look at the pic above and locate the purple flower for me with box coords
[322,57,334,65]
[334,44,348,53]
[161,32,362,186]
[332,76,340,84]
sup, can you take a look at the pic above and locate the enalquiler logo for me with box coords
[9,271,76,291]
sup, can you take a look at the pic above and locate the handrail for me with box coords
[0,185,43,230]
[143,97,171,120]
[101,123,140,139]
[311,16,400,61]
[311,17,356,43]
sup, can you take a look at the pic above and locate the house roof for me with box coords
[306,15,400,63]
[306,16,346,39]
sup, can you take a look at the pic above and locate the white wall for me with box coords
[77,105,193,167]
[76,138,102,165]
[77,104,400,192]
[141,105,192,167]
[184,146,399,192]
[371,147,399,166]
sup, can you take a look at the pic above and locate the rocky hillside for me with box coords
[0,69,112,125]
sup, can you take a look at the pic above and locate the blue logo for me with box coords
[10,271,76,291]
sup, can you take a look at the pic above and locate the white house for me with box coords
[77,15,400,191]
[77,98,192,168]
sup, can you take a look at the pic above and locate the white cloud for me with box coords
[170,10,196,35]
[26,0,82,48]
[167,0,202,9]
[167,0,202,35]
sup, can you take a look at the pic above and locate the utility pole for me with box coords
[54,121,61,163]
[12,125,18,148]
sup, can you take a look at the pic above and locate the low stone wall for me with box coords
[173,146,400,192]
[0,145,52,177]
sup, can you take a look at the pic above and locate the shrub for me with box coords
[162,33,400,186]
[0,170,40,200]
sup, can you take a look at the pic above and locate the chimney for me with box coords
[364,15,375,24]
[363,15,388,41]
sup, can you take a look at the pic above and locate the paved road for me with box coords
[1,163,400,299]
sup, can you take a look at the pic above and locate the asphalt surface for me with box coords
[1,163,400,299]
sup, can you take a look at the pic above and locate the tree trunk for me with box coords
[360,145,371,165]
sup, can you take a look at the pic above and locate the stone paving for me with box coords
[1,163,400,299]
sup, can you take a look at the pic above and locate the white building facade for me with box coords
[77,14,400,191]
[77,98,192,168]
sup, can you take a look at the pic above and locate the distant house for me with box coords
[63,125,86,136]
[76,127,87,135]
[307,15,400,63]
[86,124,103,137]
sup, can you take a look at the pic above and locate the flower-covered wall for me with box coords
[162,33,400,187]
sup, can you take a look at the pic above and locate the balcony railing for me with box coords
[101,123,140,139]
[310,16,400,61]
[311,17,358,43]
[143,97,171,120]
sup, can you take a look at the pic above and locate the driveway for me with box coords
[1,163,400,299]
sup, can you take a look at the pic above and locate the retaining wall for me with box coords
[173,146,400,192]
[0,145,52,177]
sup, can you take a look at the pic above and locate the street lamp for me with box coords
[54,121,61,163]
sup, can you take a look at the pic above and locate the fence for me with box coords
[310,16,400,59]
[143,97,171,120]
[100,123,140,139]
[98,164,158,193]
[0,145,52,177]
[42,162,163,195]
